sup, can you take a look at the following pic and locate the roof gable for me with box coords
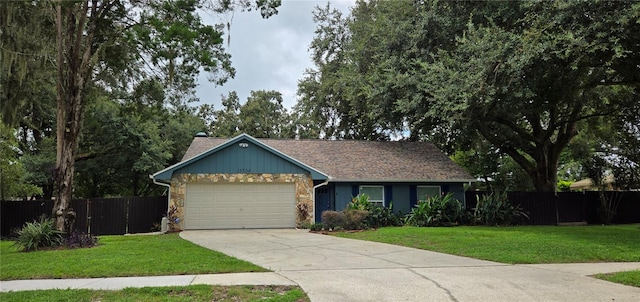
[152,134,328,181]
[177,135,474,182]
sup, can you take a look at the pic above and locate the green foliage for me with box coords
[200,91,241,137]
[75,93,207,197]
[366,204,403,228]
[309,222,323,232]
[13,216,62,252]
[0,124,44,200]
[321,210,344,230]
[347,193,370,211]
[297,0,640,191]
[347,194,402,228]
[238,90,293,138]
[404,193,463,227]
[473,192,529,226]
[201,90,296,139]
[3,0,282,231]
[557,180,573,192]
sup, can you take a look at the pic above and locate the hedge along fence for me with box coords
[465,191,640,225]
[1,196,168,237]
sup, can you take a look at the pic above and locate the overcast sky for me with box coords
[196,0,355,110]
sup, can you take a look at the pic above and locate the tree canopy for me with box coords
[199,90,294,138]
[296,0,640,191]
[1,0,281,231]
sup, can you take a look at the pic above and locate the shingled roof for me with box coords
[180,136,473,182]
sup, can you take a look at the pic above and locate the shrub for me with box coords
[63,231,98,249]
[296,202,311,226]
[309,222,323,231]
[473,192,529,226]
[347,194,402,228]
[343,209,369,230]
[405,193,463,227]
[14,215,63,252]
[297,221,312,229]
[321,210,345,230]
[348,193,370,211]
[367,203,403,228]
[166,204,182,232]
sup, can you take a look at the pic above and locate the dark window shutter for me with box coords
[442,185,450,195]
[384,185,392,207]
[410,185,417,208]
[352,185,359,197]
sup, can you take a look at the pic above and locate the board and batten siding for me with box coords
[175,139,309,175]
[331,182,467,215]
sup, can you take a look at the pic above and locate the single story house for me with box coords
[569,175,615,191]
[151,133,474,230]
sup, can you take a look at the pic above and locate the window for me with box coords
[360,185,384,207]
[417,186,441,201]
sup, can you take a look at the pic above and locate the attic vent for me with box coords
[195,132,208,137]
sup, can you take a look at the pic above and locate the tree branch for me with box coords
[493,116,540,143]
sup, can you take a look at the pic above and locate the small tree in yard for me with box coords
[585,156,637,225]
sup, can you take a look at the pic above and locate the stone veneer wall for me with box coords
[169,173,314,229]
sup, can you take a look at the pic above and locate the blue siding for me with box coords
[175,139,310,175]
[334,183,353,211]
[331,182,468,212]
[448,183,466,207]
[393,184,411,214]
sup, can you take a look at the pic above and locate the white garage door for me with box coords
[185,183,296,229]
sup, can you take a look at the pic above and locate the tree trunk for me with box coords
[531,165,558,192]
[528,143,561,192]
[53,92,83,232]
[52,1,93,233]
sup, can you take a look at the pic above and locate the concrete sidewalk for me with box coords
[2,262,638,293]
[0,272,296,292]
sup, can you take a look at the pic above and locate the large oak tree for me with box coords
[296,0,639,191]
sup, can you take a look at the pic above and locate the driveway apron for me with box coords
[181,229,640,302]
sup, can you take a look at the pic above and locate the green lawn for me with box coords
[0,233,267,280]
[335,225,640,264]
[595,270,640,288]
[0,285,309,302]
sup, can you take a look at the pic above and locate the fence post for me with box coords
[87,199,91,235]
[554,194,559,225]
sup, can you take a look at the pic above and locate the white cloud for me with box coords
[195,0,355,110]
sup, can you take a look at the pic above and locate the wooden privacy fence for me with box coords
[1,196,168,237]
[465,191,640,225]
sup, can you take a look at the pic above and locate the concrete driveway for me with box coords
[181,229,640,302]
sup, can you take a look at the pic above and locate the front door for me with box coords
[315,187,331,223]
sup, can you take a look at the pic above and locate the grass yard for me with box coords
[0,233,267,280]
[595,270,640,288]
[0,285,309,302]
[335,225,640,264]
